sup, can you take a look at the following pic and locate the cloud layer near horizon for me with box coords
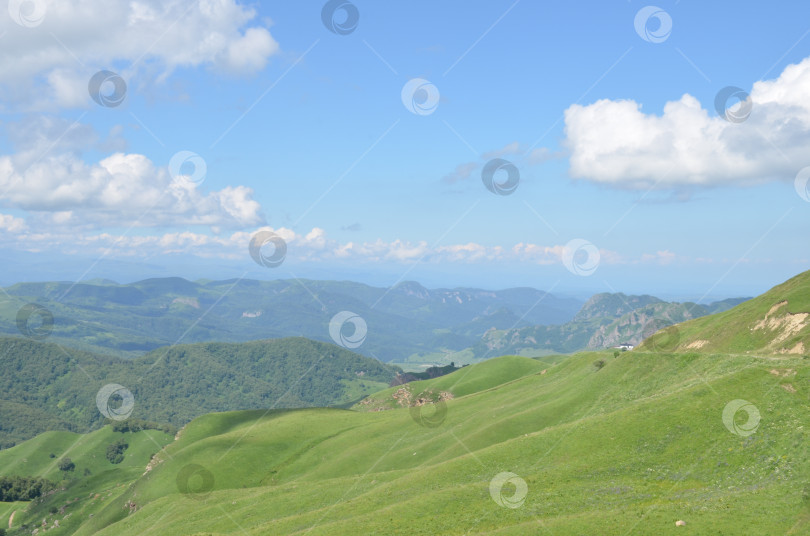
[0,221,683,269]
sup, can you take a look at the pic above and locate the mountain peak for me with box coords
[391,280,431,298]
[574,292,663,322]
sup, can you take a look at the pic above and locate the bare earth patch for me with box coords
[685,340,709,350]
[781,383,797,393]
[777,342,807,354]
[765,301,788,317]
[754,300,809,348]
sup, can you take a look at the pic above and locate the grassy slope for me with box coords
[640,270,810,354]
[42,350,810,536]
[0,426,173,534]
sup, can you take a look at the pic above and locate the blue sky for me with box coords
[1,0,809,300]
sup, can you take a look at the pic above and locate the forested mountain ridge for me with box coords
[0,336,399,448]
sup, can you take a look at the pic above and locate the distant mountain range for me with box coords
[0,278,582,361]
[472,293,750,358]
[0,277,750,363]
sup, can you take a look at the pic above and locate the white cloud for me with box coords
[564,56,810,189]
[512,242,565,265]
[5,116,98,162]
[0,151,264,229]
[219,26,279,75]
[0,116,264,229]
[0,213,27,233]
[436,242,496,262]
[641,250,677,265]
[0,221,638,268]
[0,0,280,109]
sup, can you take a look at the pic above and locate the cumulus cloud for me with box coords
[564,56,810,189]
[0,116,264,229]
[0,0,280,108]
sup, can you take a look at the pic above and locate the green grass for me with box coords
[7,273,810,534]
[0,426,173,534]
[3,348,805,535]
[337,378,391,404]
[640,269,810,354]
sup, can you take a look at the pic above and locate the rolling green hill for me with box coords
[639,269,810,355]
[4,274,807,534]
[0,425,174,535]
[0,337,399,448]
[3,346,807,535]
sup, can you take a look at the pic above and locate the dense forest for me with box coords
[0,336,400,448]
[0,476,57,502]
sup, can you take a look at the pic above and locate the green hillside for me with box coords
[0,337,399,448]
[639,269,810,355]
[3,347,806,535]
[0,425,174,535]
